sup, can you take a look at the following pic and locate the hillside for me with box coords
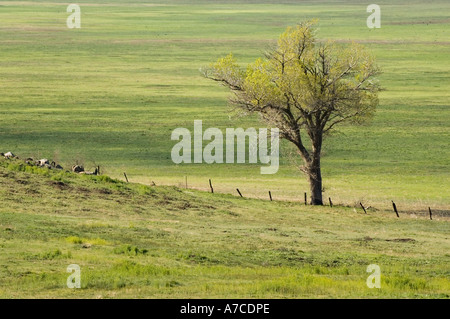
[0,158,448,298]
[0,0,448,300]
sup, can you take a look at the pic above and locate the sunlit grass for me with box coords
[0,0,448,208]
[0,0,448,299]
[0,160,448,298]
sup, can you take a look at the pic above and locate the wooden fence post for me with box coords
[123,172,129,183]
[360,202,367,214]
[209,179,214,193]
[392,201,399,218]
[269,191,272,201]
[429,207,432,220]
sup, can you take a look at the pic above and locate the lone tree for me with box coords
[203,21,381,205]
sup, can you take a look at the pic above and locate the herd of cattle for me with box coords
[1,151,99,175]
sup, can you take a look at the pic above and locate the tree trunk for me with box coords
[308,165,323,205]
[297,128,324,205]
[306,140,323,206]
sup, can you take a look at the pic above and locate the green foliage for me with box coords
[65,236,109,246]
[6,162,50,176]
[206,21,380,134]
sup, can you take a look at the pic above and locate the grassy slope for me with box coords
[0,159,448,298]
[0,0,449,209]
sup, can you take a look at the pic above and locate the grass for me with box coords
[0,0,449,298]
[0,0,448,209]
[0,158,448,298]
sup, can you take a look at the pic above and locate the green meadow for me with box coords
[0,159,448,298]
[0,0,449,298]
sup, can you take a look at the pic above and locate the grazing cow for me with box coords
[79,166,99,176]
[4,152,15,159]
[37,159,49,167]
[72,165,85,173]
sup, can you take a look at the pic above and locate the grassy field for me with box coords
[0,0,449,298]
[0,159,448,298]
[0,0,448,208]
